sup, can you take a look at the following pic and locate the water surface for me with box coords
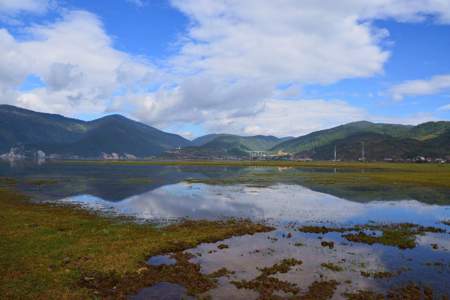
[1,162,449,298]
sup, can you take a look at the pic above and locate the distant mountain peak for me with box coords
[0,104,190,157]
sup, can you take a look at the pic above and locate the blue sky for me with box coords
[1,0,450,139]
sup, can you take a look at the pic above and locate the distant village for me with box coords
[1,145,449,164]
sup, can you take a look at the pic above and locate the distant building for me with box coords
[100,152,120,160]
[0,147,26,161]
[413,156,427,163]
[123,153,137,160]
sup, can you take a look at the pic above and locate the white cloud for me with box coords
[169,0,389,84]
[390,74,450,101]
[0,10,157,116]
[1,1,449,137]
[438,104,450,111]
[126,0,146,7]
[203,99,367,137]
[369,112,438,125]
[0,0,50,15]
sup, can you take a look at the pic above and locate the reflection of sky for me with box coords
[59,183,450,226]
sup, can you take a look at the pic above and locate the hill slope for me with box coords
[192,134,289,150]
[0,105,189,157]
[169,134,291,159]
[297,130,450,161]
[272,121,414,154]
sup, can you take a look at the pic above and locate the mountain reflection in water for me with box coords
[59,183,449,225]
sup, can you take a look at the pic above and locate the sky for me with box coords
[1,0,450,139]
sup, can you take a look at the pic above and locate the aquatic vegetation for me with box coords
[232,276,299,299]
[298,225,348,234]
[321,262,343,272]
[80,251,218,297]
[258,258,303,276]
[217,243,229,249]
[321,241,335,249]
[231,258,303,298]
[343,223,445,249]
[207,267,235,278]
[0,187,273,299]
[360,271,396,279]
[298,223,445,249]
[387,283,434,300]
[296,280,339,300]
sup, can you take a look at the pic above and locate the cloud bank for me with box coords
[391,74,450,101]
[0,0,50,15]
[0,0,449,137]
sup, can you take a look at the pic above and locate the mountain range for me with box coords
[1,104,449,160]
[165,134,293,159]
[0,105,189,157]
[273,121,450,160]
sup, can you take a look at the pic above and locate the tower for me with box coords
[361,142,365,162]
[334,144,337,161]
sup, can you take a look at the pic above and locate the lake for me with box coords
[1,161,449,299]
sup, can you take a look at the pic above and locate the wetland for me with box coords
[0,161,449,299]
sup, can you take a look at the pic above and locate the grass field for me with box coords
[57,159,450,172]
[0,187,272,299]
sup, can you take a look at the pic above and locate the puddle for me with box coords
[184,227,450,299]
[147,255,177,266]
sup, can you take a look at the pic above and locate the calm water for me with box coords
[1,162,449,299]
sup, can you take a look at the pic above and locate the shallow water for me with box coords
[1,162,449,298]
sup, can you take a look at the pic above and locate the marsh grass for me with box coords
[321,262,343,272]
[0,187,272,299]
[231,258,303,298]
[298,223,445,249]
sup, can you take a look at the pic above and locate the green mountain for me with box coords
[171,134,291,159]
[296,129,450,161]
[271,121,450,155]
[271,121,413,154]
[191,134,226,146]
[192,134,288,150]
[271,120,450,160]
[0,105,190,157]
[2,105,449,160]
[407,121,450,140]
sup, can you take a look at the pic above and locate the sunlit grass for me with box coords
[0,187,272,299]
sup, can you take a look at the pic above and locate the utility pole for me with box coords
[334,144,337,161]
[361,142,365,162]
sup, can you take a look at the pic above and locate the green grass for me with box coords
[321,262,343,272]
[298,224,445,249]
[56,159,450,171]
[0,187,272,299]
[58,160,450,188]
[55,160,450,204]
[171,162,450,204]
